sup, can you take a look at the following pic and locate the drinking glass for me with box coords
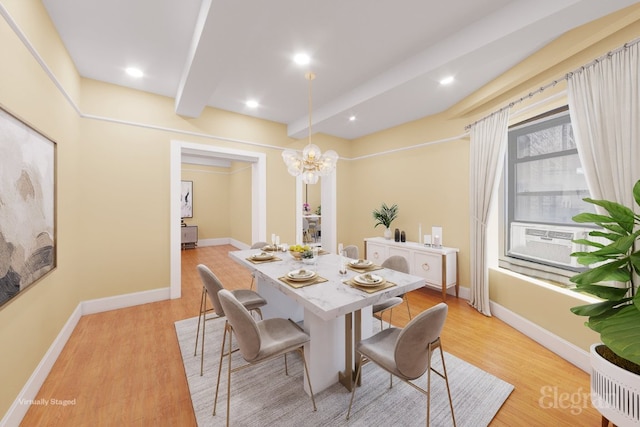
[338,250,348,276]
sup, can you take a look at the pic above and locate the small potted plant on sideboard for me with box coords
[372,203,398,239]
[570,181,640,426]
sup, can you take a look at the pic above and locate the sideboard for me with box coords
[181,225,198,249]
[364,237,458,300]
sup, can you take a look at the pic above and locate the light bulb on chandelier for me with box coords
[282,72,338,185]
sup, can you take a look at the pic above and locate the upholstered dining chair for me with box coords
[303,218,311,243]
[249,241,269,290]
[373,255,412,328]
[194,264,267,376]
[346,302,456,426]
[215,289,317,426]
[251,241,268,249]
[343,245,359,259]
[307,217,319,242]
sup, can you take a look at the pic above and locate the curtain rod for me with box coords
[465,36,640,131]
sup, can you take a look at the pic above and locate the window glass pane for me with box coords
[516,123,575,158]
[505,107,596,274]
[514,153,592,223]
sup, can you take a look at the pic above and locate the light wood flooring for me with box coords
[20,245,601,426]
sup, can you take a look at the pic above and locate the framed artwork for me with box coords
[181,180,193,218]
[0,108,56,308]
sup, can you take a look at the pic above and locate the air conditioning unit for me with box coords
[509,222,592,268]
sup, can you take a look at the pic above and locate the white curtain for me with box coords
[567,42,640,206]
[469,109,509,316]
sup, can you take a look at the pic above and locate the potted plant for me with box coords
[570,180,640,425]
[372,203,398,239]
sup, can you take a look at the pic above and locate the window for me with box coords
[500,107,596,285]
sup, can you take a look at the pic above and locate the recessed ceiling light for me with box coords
[439,76,454,85]
[125,67,144,78]
[246,99,259,108]
[349,115,356,122]
[293,53,310,66]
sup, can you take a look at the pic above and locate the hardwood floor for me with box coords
[20,245,601,426]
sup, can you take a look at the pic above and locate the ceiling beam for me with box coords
[174,0,221,117]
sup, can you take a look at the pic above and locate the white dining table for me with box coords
[229,248,426,395]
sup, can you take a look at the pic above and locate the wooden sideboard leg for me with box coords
[455,252,459,297]
[441,255,447,301]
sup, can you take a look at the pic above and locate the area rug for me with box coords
[175,316,513,426]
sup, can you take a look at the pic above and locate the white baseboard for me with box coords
[81,287,170,315]
[0,304,83,427]
[196,237,230,247]
[490,301,590,372]
[0,288,170,427]
[196,237,246,249]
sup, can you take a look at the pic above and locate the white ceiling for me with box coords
[42,0,637,141]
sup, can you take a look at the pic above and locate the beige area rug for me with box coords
[175,316,514,426]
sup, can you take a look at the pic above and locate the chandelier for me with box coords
[282,72,338,185]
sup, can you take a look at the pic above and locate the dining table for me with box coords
[229,247,426,395]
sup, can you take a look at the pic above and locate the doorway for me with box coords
[169,140,267,299]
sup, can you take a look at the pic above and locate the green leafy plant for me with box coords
[570,180,640,366]
[372,203,399,229]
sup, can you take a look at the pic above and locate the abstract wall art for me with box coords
[181,180,193,218]
[0,108,56,308]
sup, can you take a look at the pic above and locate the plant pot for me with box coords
[590,343,640,426]
[383,227,392,239]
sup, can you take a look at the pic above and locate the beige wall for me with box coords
[228,161,253,244]
[181,165,232,239]
[1,0,640,418]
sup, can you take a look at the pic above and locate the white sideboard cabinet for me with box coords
[364,237,458,300]
[181,225,198,249]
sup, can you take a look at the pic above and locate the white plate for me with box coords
[287,269,317,282]
[252,252,273,261]
[353,273,385,287]
[349,259,373,269]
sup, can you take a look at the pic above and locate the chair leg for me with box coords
[213,322,229,416]
[225,326,233,427]
[438,344,456,427]
[249,274,255,291]
[194,286,207,356]
[298,347,317,411]
[346,354,364,420]
[284,353,289,375]
[426,348,432,427]
[200,301,207,376]
[404,294,412,320]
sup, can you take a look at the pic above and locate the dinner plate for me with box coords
[252,252,274,261]
[349,259,373,269]
[353,273,385,287]
[287,269,317,282]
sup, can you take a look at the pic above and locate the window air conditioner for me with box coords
[509,222,591,269]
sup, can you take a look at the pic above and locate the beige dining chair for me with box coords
[346,302,456,426]
[251,241,268,249]
[215,289,317,426]
[343,245,359,259]
[303,218,312,243]
[373,255,412,328]
[194,264,267,376]
[307,218,319,242]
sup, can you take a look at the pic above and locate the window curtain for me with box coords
[567,42,640,206]
[469,109,509,316]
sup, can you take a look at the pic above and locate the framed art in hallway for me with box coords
[181,180,193,218]
[0,107,56,308]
